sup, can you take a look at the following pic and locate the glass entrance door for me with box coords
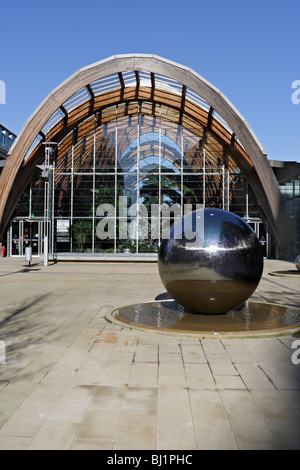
[10,220,43,256]
[23,221,40,255]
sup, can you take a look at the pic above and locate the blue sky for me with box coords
[1,0,299,162]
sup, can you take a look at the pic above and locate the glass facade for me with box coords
[9,102,264,257]
[278,175,300,253]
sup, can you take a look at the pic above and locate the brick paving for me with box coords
[0,257,299,449]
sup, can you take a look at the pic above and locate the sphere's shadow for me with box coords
[155,292,173,301]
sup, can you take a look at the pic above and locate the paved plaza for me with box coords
[0,256,299,450]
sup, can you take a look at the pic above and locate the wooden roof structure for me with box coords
[0,54,293,254]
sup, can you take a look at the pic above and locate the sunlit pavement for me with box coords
[0,256,299,450]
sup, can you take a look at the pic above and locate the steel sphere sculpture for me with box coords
[158,208,264,314]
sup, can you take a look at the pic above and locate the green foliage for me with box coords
[73,220,92,252]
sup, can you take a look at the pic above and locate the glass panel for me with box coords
[94,174,116,207]
[73,175,94,218]
[122,71,137,88]
[155,73,182,96]
[140,172,159,210]
[73,133,94,172]
[90,73,120,96]
[14,185,30,217]
[186,88,210,112]
[121,173,137,206]
[63,88,90,113]
[183,132,202,171]
[56,148,72,172]
[205,174,223,208]
[161,174,181,207]
[183,174,203,207]
[54,174,72,217]
[139,71,151,87]
[139,130,160,175]
[40,108,65,136]
[117,116,138,173]
[95,123,116,172]
[11,221,21,255]
[31,174,45,218]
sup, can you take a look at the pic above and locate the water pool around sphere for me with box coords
[107,209,298,338]
[158,208,264,314]
[108,300,300,338]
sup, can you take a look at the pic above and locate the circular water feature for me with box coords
[108,300,300,338]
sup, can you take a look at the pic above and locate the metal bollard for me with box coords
[25,246,32,265]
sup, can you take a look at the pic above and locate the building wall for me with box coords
[0,124,16,172]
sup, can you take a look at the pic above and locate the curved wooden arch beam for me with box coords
[0,54,293,254]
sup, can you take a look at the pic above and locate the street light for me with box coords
[36,138,58,266]
[36,163,54,266]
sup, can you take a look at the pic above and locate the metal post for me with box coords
[201,128,206,209]
[114,106,118,253]
[136,103,140,253]
[266,221,269,259]
[180,131,183,217]
[71,139,74,253]
[158,106,162,247]
[8,223,12,257]
[38,138,57,266]
[92,119,96,253]
[44,179,49,266]
[203,143,206,208]
[246,181,249,219]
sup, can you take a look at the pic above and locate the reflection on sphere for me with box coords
[158,208,263,314]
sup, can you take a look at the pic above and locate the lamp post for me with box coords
[36,140,57,266]
[37,139,58,266]
[36,164,54,266]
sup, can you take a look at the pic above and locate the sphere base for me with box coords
[108,300,300,338]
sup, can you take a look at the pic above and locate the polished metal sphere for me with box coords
[158,208,264,314]
[295,254,300,271]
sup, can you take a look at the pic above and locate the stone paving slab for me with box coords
[0,257,299,450]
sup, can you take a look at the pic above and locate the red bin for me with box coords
[1,246,5,257]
